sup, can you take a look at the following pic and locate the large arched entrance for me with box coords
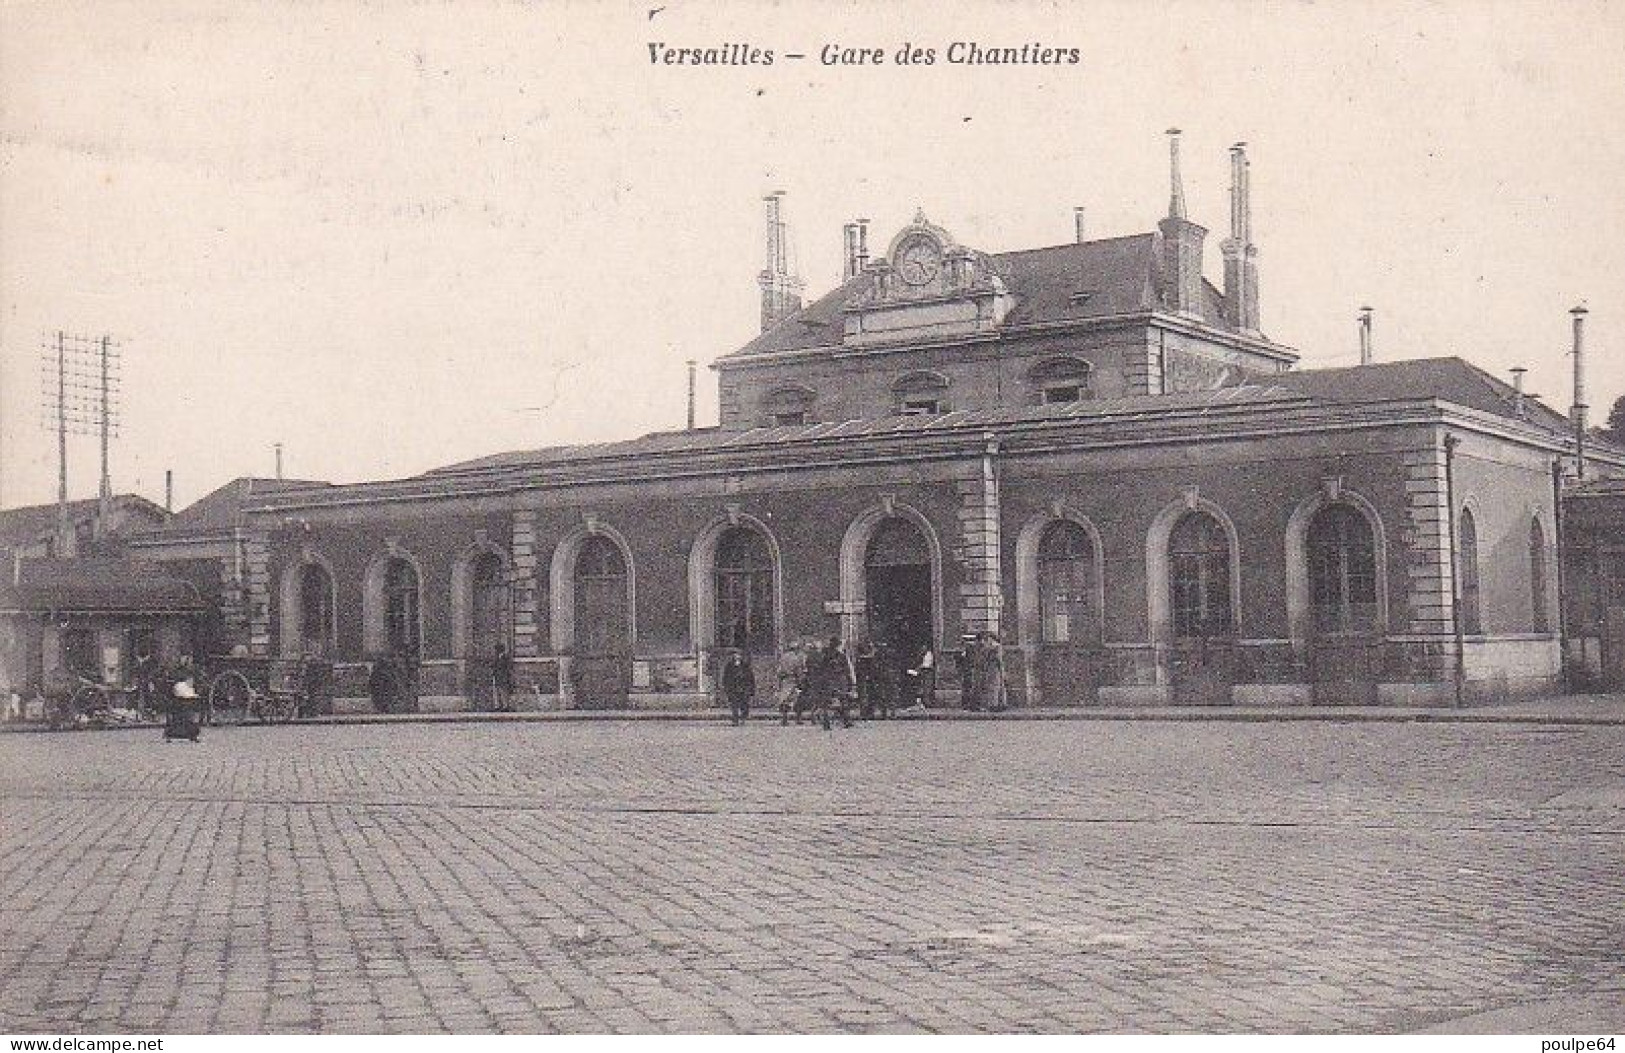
[714,525,777,690]
[300,564,334,655]
[573,534,631,708]
[1034,518,1102,704]
[462,549,510,707]
[864,517,934,665]
[370,554,421,712]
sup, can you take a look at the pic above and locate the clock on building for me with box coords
[895,235,942,286]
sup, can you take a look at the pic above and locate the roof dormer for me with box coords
[841,210,1014,349]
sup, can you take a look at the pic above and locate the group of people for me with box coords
[715,636,947,729]
[0,648,206,739]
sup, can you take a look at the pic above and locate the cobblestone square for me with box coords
[2,718,1622,1033]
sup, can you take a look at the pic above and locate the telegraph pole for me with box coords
[39,331,121,554]
[55,332,68,553]
[98,335,113,529]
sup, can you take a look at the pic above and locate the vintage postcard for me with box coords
[1,0,1623,1040]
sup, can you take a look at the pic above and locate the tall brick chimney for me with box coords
[758,192,804,332]
[1157,129,1207,318]
[1221,142,1261,333]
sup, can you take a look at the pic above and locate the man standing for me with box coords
[776,641,810,725]
[722,649,755,726]
[491,642,515,713]
[968,632,1008,713]
[815,636,856,730]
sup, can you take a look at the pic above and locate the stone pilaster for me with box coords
[219,538,250,653]
[244,531,272,658]
[1401,438,1455,637]
[955,438,1003,639]
[510,510,541,658]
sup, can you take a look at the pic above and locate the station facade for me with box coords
[216,139,1619,712]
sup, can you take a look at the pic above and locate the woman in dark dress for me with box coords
[164,661,202,742]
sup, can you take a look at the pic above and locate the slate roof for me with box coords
[136,477,331,539]
[0,495,167,548]
[0,558,204,614]
[1271,357,1573,436]
[728,234,1195,359]
[427,358,1572,480]
[427,385,1308,477]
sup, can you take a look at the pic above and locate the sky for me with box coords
[2,0,1622,510]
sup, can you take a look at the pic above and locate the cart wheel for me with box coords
[254,692,293,725]
[69,684,102,728]
[271,694,300,724]
[47,694,78,730]
[206,670,254,725]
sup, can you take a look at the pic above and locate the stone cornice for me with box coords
[713,308,1301,372]
[242,395,1594,518]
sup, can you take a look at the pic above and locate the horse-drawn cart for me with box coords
[204,656,331,725]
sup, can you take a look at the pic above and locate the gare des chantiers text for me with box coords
[646,41,1082,67]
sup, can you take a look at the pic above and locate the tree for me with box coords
[1604,394,1625,447]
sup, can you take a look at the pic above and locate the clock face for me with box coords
[896,236,941,286]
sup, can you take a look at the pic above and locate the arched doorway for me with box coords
[1034,519,1102,704]
[373,555,420,712]
[297,563,335,657]
[714,525,776,687]
[1038,520,1098,645]
[864,517,934,665]
[279,555,336,659]
[469,552,509,655]
[1303,500,1382,705]
[462,550,510,707]
[1147,500,1242,707]
[573,534,631,708]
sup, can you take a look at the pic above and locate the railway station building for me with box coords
[212,138,1622,712]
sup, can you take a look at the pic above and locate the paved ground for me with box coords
[1,718,1622,1034]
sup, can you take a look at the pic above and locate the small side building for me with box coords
[0,558,204,696]
[1562,476,1625,690]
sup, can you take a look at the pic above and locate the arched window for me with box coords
[715,527,774,654]
[1529,517,1549,633]
[298,562,335,656]
[1029,357,1094,405]
[762,387,814,427]
[383,557,420,655]
[1458,507,1482,635]
[1038,520,1097,644]
[469,551,509,657]
[1169,511,1234,638]
[1307,503,1378,633]
[892,371,950,416]
[574,535,629,655]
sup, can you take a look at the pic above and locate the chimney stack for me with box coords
[1358,306,1374,365]
[1157,129,1207,317]
[1166,129,1187,219]
[686,359,697,430]
[1074,206,1087,244]
[274,442,284,481]
[842,219,871,280]
[1571,304,1589,478]
[1222,141,1261,333]
[1510,366,1527,417]
[165,469,173,513]
[758,192,805,332]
